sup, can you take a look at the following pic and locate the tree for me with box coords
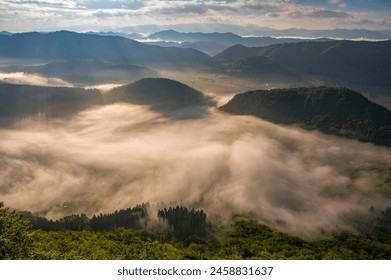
[157,206,208,243]
[0,202,32,259]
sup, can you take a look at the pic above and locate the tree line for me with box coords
[2,202,391,260]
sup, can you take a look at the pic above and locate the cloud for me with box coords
[328,0,347,8]
[1,104,391,236]
[1,0,387,31]
[290,8,353,19]
[78,0,145,10]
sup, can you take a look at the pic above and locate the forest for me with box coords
[2,202,391,260]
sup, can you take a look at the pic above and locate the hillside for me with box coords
[109,78,215,118]
[214,40,391,88]
[0,83,102,124]
[220,87,391,147]
[0,31,215,69]
[3,60,160,85]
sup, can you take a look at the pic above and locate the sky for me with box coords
[0,0,390,32]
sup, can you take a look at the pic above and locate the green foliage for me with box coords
[4,203,391,259]
[21,218,391,260]
[0,202,32,259]
[28,229,183,260]
[157,206,209,244]
[22,204,149,232]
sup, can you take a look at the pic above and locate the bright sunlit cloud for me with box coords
[1,104,391,236]
[0,0,390,32]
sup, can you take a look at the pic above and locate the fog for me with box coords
[1,103,391,236]
[0,72,71,87]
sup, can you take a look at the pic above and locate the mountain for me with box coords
[262,28,391,40]
[0,83,103,125]
[109,78,215,119]
[0,78,215,123]
[147,30,243,44]
[220,87,391,147]
[214,40,391,88]
[3,60,160,85]
[120,24,391,40]
[145,30,323,55]
[0,31,215,69]
[85,31,143,40]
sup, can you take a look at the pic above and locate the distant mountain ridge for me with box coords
[214,40,391,88]
[144,30,328,55]
[2,60,159,85]
[220,87,391,147]
[0,31,215,69]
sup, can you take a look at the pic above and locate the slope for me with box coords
[109,78,215,119]
[220,87,391,147]
[0,31,215,69]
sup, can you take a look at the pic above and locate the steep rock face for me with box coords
[220,87,391,146]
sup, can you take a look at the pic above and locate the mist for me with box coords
[1,103,391,236]
[0,72,72,87]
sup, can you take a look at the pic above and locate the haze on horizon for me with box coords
[0,0,390,33]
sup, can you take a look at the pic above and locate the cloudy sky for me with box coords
[0,0,390,33]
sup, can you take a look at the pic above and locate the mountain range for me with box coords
[0,31,215,69]
[215,40,391,90]
[144,30,317,55]
[2,75,391,147]
[115,24,391,40]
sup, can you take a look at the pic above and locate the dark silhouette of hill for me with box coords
[0,78,215,123]
[0,31,215,69]
[4,60,159,84]
[220,87,391,147]
[109,78,215,119]
[0,83,103,125]
[214,40,391,88]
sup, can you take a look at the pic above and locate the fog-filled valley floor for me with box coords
[1,99,391,237]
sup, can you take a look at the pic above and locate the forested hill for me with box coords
[108,78,215,119]
[0,83,103,122]
[219,87,391,147]
[109,78,214,109]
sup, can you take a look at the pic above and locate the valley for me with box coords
[1,28,391,260]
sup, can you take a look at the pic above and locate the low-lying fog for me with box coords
[1,102,391,236]
[0,72,72,87]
